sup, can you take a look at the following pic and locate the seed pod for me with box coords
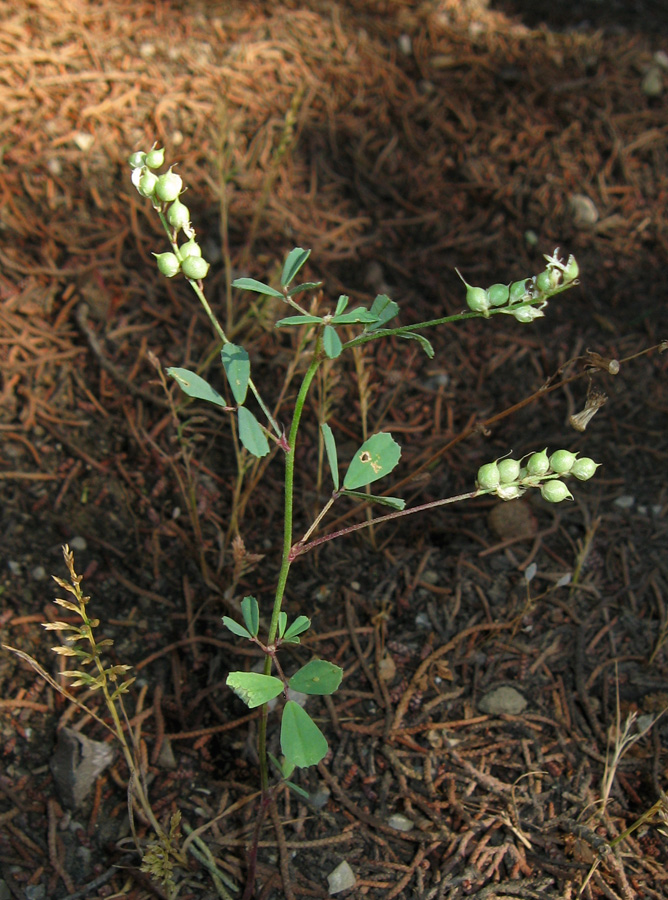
[509,279,528,304]
[128,151,147,169]
[511,305,545,323]
[456,269,490,317]
[487,283,510,307]
[497,458,521,483]
[153,252,180,278]
[155,169,183,203]
[496,483,524,501]
[145,147,166,169]
[179,239,202,259]
[527,449,550,476]
[477,462,500,490]
[167,198,190,230]
[181,255,210,280]
[540,480,573,503]
[562,255,579,283]
[534,270,552,293]
[549,449,577,474]
[138,170,158,197]
[570,457,600,481]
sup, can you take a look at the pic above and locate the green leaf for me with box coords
[283,615,311,643]
[166,367,229,407]
[343,432,402,490]
[334,295,349,316]
[226,672,284,708]
[275,314,323,327]
[287,281,323,296]
[286,780,310,800]
[331,307,378,325]
[278,611,288,639]
[241,596,259,637]
[222,616,252,640]
[398,331,434,359]
[365,294,399,331]
[221,344,250,405]
[289,659,343,695]
[281,701,328,768]
[323,325,342,359]
[320,422,339,491]
[232,277,284,298]
[281,248,311,287]
[238,407,270,458]
[340,490,406,510]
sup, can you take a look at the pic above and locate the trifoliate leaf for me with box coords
[397,332,434,359]
[275,314,324,327]
[281,701,328,768]
[238,407,270,457]
[226,672,283,708]
[166,368,229,407]
[323,325,343,359]
[281,248,311,287]
[289,659,343,695]
[340,490,405,510]
[221,344,250,405]
[241,596,259,637]
[320,422,339,491]
[232,277,283,298]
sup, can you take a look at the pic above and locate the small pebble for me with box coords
[327,860,355,895]
[642,66,663,97]
[479,685,527,716]
[69,536,87,552]
[569,194,599,227]
[613,495,635,510]
[7,560,21,576]
[387,813,414,832]
[31,565,47,581]
[398,34,412,55]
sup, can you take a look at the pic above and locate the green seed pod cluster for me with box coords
[456,249,579,326]
[129,146,209,281]
[476,448,600,504]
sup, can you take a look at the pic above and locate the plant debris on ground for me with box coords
[1,1,667,898]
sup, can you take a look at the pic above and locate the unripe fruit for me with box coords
[181,255,209,280]
[179,239,202,259]
[153,252,180,278]
[535,270,552,293]
[138,170,158,197]
[496,483,523,501]
[456,269,490,317]
[549,449,577,474]
[540,480,573,503]
[155,169,183,202]
[497,458,521,483]
[477,462,500,490]
[562,255,579,283]
[128,151,146,168]
[512,305,544,323]
[509,279,528,304]
[571,457,600,481]
[527,449,550,476]
[487,283,510,307]
[167,198,190,230]
[145,147,166,169]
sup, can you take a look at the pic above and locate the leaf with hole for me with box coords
[232,277,283,298]
[320,422,339,491]
[221,344,250,405]
[281,701,328,768]
[289,659,343,695]
[166,368,229,407]
[241,596,259,637]
[226,672,283,708]
[343,432,401,490]
[281,248,311,287]
[323,325,342,359]
[340,490,405,510]
[238,407,270,457]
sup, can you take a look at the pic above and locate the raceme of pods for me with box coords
[129,147,208,283]
[476,449,601,503]
[456,249,579,321]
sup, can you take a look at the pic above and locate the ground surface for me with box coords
[1,1,667,898]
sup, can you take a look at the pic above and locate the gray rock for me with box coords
[478,686,527,716]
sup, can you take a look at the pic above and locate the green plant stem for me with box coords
[290,489,480,559]
[257,350,323,794]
